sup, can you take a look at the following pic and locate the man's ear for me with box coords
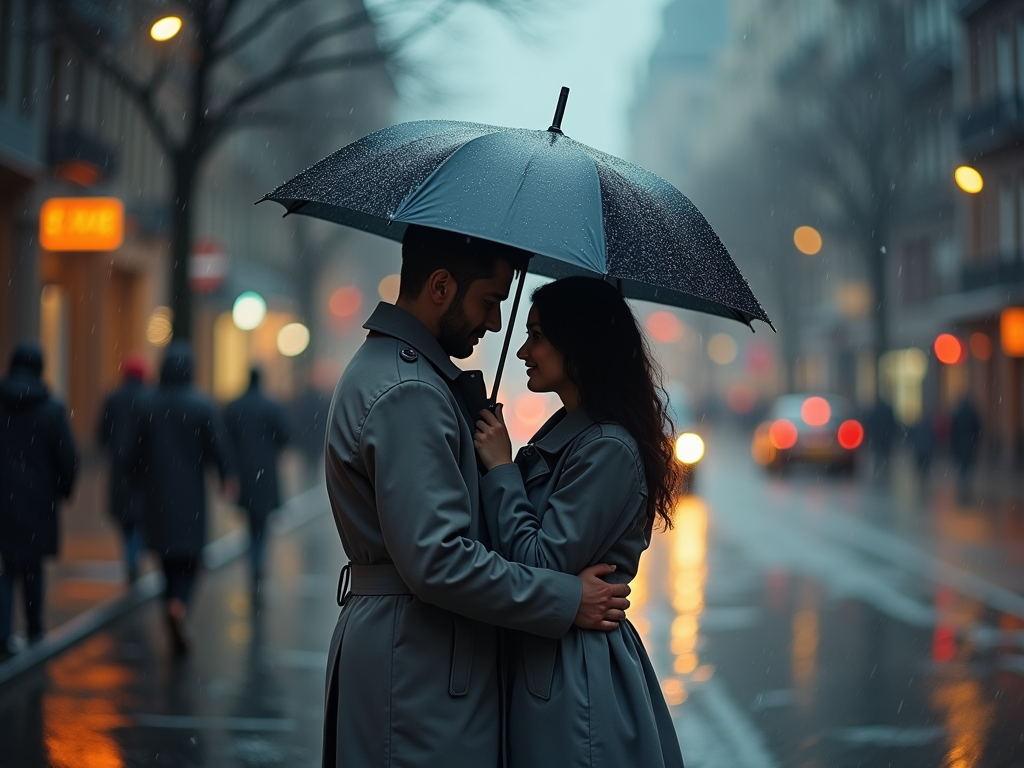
[426,269,457,306]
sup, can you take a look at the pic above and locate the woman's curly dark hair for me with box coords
[531,276,680,529]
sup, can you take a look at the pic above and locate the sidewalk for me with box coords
[1,449,313,671]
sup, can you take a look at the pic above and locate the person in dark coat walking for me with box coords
[950,396,982,504]
[223,368,290,591]
[133,342,237,653]
[97,353,149,583]
[0,343,78,658]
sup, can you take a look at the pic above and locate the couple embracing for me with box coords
[323,224,685,768]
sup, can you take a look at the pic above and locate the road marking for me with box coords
[132,714,296,731]
[687,675,780,768]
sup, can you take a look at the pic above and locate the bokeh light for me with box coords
[150,16,182,41]
[933,333,963,365]
[646,311,683,344]
[769,419,798,450]
[674,432,705,465]
[837,419,864,449]
[751,423,777,465]
[146,306,173,347]
[707,333,737,365]
[1001,308,1024,357]
[514,392,548,427]
[969,332,992,361]
[277,322,310,357]
[232,291,267,331]
[793,226,822,255]
[800,396,831,426]
[378,274,401,303]
[726,383,757,414]
[329,286,363,319]
[954,166,983,194]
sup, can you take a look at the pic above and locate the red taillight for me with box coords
[769,419,798,450]
[837,419,864,449]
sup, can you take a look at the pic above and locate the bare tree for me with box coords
[769,0,912,361]
[45,0,480,340]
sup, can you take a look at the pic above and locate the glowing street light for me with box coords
[150,16,182,41]
[232,291,267,331]
[954,166,983,194]
[793,226,822,255]
[277,322,310,357]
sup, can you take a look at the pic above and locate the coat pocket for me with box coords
[522,634,558,700]
[449,615,474,696]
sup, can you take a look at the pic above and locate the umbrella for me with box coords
[261,88,773,400]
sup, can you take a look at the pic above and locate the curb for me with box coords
[0,485,328,688]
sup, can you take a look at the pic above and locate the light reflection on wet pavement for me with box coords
[636,429,1024,768]
[2,434,1024,767]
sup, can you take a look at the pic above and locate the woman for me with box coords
[474,276,685,768]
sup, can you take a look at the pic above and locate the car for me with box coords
[751,393,864,474]
[667,384,704,494]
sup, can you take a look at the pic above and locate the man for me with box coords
[0,343,78,659]
[224,367,291,593]
[950,396,982,504]
[98,353,149,583]
[133,343,237,654]
[323,225,630,767]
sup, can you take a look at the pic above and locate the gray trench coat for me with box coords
[481,407,685,768]
[323,302,582,768]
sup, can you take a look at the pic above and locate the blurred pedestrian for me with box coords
[865,398,896,479]
[291,382,330,487]
[909,415,934,481]
[97,353,149,583]
[133,343,237,654]
[0,343,78,659]
[223,368,290,594]
[950,396,982,504]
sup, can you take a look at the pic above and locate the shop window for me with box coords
[0,0,11,102]
[902,237,932,305]
[999,180,1017,260]
[39,284,69,401]
[997,28,1014,98]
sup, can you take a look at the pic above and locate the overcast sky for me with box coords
[391,0,671,159]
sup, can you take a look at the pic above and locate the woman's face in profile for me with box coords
[517,306,568,394]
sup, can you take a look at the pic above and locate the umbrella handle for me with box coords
[488,265,529,410]
[548,87,570,134]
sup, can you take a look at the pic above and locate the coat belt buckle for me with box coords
[337,563,352,606]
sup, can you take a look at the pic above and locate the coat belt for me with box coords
[337,561,474,697]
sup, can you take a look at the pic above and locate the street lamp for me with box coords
[793,226,822,255]
[150,16,182,41]
[954,166,983,194]
[232,291,267,331]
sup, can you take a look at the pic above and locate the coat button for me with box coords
[400,348,418,362]
[522,446,534,457]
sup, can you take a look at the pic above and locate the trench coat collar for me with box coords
[363,302,462,381]
[530,406,598,454]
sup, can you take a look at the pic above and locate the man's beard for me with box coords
[437,297,483,359]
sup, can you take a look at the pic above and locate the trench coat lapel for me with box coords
[363,302,486,426]
[516,407,597,484]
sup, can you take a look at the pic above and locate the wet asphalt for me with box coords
[1,431,1023,767]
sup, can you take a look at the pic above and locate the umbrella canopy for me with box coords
[261,102,772,330]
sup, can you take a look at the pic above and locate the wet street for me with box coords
[2,433,1023,767]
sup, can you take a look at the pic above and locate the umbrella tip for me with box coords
[548,86,570,134]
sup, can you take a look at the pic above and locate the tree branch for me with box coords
[213,0,315,59]
[201,50,388,153]
[55,27,175,154]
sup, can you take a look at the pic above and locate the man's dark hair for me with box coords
[399,225,531,301]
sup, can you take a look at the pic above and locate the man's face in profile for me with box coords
[437,258,515,359]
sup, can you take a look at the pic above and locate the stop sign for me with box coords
[189,239,228,293]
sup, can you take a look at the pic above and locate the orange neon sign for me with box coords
[1002,308,1024,357]
[40,197,124,251]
